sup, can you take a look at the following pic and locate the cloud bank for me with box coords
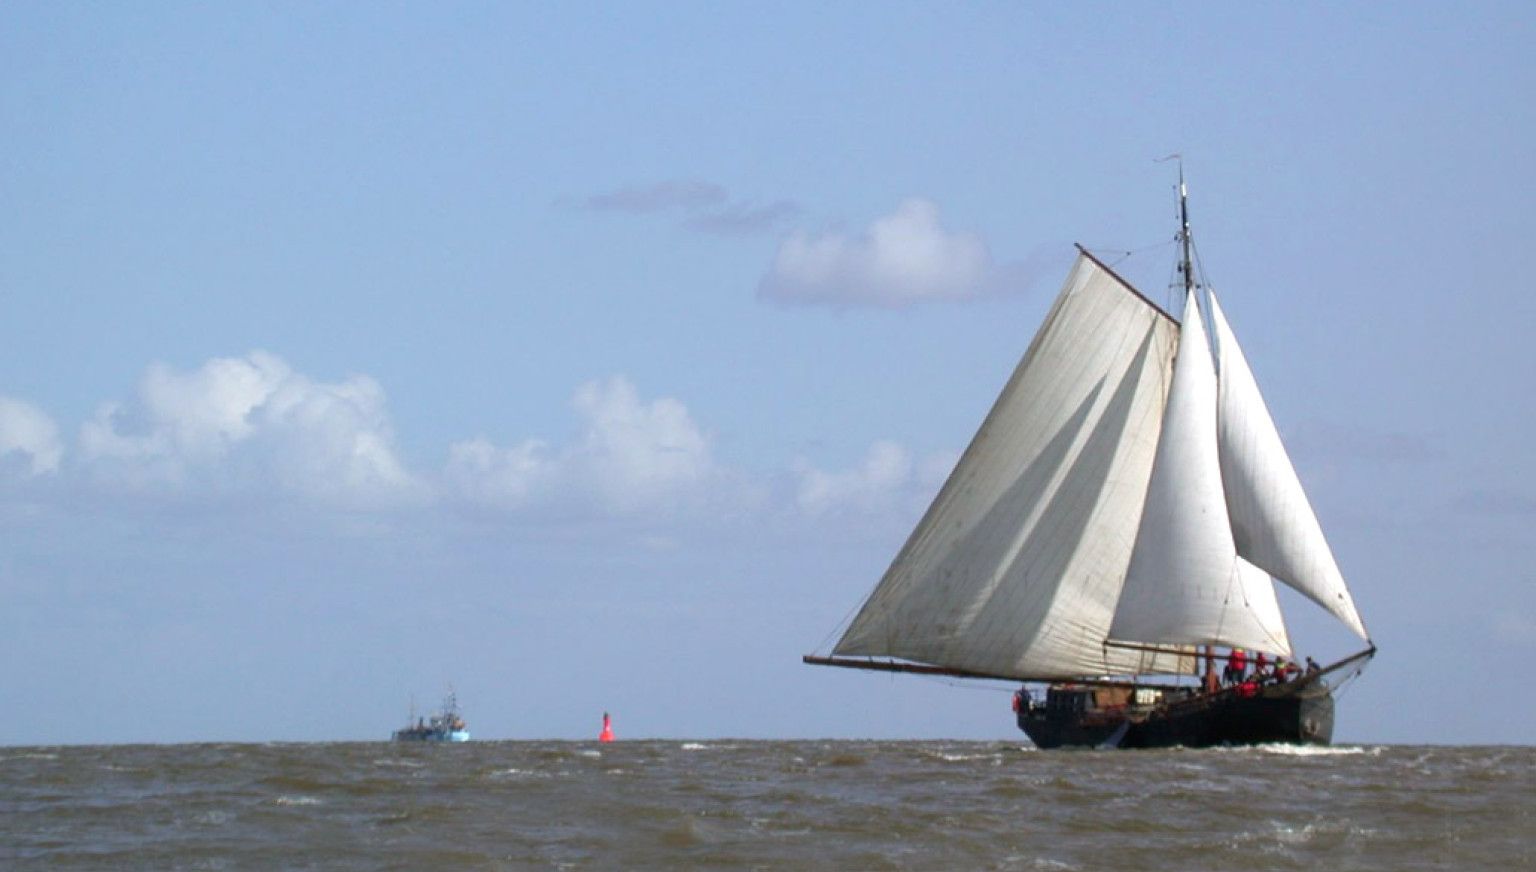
[75,351,421,506]
[3,353,948,528]
[758,199,998,307]
[445,375,727,515]
[793,440,953,518]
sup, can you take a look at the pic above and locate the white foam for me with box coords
[1026,858,1080,870]
[372,758,424,768]
[274,795,322,806]
[1243,818,1378,850]
[1252,743,1380,757]
[934,752,995,762]
[1,752,58,762]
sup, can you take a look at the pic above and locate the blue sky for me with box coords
[2,3,1532,745]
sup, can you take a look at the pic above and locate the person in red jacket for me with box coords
[1223,648,1248,685]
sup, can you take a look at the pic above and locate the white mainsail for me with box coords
[833,253,1189,679]
[1109,289,1293,656]
[1209,292,1369,640]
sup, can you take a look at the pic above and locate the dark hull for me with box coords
[1019,683,1334,749]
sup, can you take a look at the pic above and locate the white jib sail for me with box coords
[1110,289,1293,655]
[1233,557,1292,657]
[834,254,1187,679]
[1208,291,1369,640]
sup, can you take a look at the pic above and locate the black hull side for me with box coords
[1019,686,1334,749]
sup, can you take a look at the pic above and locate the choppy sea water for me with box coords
[2,741,1530,870]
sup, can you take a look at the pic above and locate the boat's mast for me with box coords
[1172,160,1219,693]
[1178,162,1194,298]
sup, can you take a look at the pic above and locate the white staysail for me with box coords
[1208,292,1370,640]
[1109,290,1293,655]
[833,253,1188,679]
[1233,557,1292,656]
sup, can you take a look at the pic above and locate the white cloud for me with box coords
[8,354,959,530]
[252,367,420,503]
[445,436,552,509]
[570,376,712,509]
[794,440,954,517]
[758,199,995,307]
[80,353,286,466]
[446,376,723,515]
[0,397,63,475]
[77,351,422,505]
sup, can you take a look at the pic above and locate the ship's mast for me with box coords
[1170,158,1218,692]
[1178,163,1194,297]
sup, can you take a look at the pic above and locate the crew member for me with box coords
[1013,687,1032,713]
[1271,658,1296,681]
[1224,648,1247,684]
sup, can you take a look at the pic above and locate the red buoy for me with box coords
[598,712,614,743]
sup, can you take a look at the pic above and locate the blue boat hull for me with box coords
[392,729,471,743]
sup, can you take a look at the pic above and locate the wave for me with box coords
[1250,743,1382,757]
[1,752,59,762]
[925,750,1002,764]
[370,757,424,769]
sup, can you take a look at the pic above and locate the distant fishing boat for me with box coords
[392,690,470,743]
[806,170,1376,748]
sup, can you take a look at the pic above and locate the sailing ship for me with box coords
[392,690,470,742]
[806,174,1375,749]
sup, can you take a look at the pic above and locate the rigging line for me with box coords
[1212,557,1242,652]
[809,570,889,657]
[1329,666,1367,699]
[1242,564,1290,654]
[1164,271,1179,315]
[1085,238,1178,269]
[1189,237,1215,295]
[912,674,1018,694]
[809,592,868,657]
[1213,557,1288,655]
